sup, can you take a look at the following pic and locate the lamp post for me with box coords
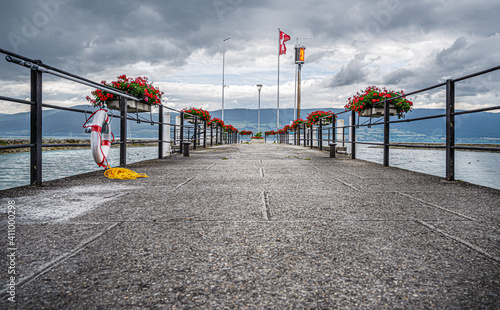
[222,37,230,122]
[257,84,263,133]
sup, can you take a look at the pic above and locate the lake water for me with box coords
[0,144,499,191]
[0,147,159,191]
[355,144,500,190]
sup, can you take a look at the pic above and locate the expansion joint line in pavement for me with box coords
[306,163,360,191]
[259,160,271,220]
[172,176,196,191]
[398,192,476,221]
[262,191,272,220]
[206,163,217,170]
[0,222,122,296]
[413,219,500,264]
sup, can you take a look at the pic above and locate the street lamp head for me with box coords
[223,37,231,41]
[256,84,263,91]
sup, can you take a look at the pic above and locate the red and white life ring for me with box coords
[83,109,113,168]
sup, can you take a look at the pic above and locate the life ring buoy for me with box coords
[83,109,114,168]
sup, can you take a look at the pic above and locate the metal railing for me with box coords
[278,65,500,181]
[0,48,235,187]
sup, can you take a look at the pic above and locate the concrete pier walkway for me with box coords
[1,143,499,309]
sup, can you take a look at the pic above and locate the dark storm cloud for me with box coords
[327,54,370,87]
[0,0,499,110]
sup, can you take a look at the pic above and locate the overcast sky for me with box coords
[1,0,499,115]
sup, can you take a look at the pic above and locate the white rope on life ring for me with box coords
[83,109,114,168]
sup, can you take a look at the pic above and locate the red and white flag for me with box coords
[279,30,291,55]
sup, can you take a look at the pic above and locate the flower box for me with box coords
[360,104,397,117]
[106,99,151,113]
[345,86,413,119]
[184,115,197,124]
[251,138,265,143]
[316,118,333,126]
[86,75,163,110]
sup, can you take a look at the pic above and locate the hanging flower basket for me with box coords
[307,110,336,126]
[184,114,197,124]
[240,130,253,136]
[291,118,307,130]
[345,86,413,118]
[106,99,151,113]
[359,103,397,117]
[86,75,163,112]
[181,108,211,124]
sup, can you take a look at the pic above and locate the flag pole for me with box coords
[277,28,280,130]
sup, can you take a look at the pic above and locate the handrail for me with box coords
[278,64,500,182]
[0,48,235,188]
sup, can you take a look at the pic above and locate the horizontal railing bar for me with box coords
[388,143,446,149]
[5,55,141,101]
[353,141,385,146]
[0,48,36,63]
[389,113,447,124]
[453,145,500,152]
[0,144,34,150]
[0,95,34,105]
[42,143,91,147]
[453,105,500,116]
[453,64,500,82]
[42,103,96,114]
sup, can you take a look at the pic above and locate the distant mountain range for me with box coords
[0,105,499,143]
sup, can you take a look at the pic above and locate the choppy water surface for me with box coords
[355,144,499,190]
[0,147,158,191]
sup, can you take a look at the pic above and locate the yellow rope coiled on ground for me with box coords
[104,166,149,180]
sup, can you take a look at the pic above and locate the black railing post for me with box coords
[193,117,198,150]
[215,124,219,144]
[332,117,336,146]
[351,110,356,159]
[203,121,207,148]
[180,112,184,154]
[158,105,164,159]
[310,125,313,149]
[173,115,177,151]
[383,100,390,166]
[120,96,127,167]
[210,123,213,146]
[319,121,323,150]
[446,79,455,181]
[30,62,43,186]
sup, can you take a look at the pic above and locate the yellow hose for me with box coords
[104,166,149,180]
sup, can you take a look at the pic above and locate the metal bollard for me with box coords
[329,142,336,158]
[182,141,191,157]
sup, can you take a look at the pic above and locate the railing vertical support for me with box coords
[120,96,127,167]
[446,79,455,181]
[319,122,323,150]
[351,111,356,159]
[216,124,219,144]
[219,126,224,145]
[193,117,198,150]
[180,112,184,154]
[310,125,313,149]
[158,105,164,159]
[383,100,390,167]
[210,124,213,146]
[203,121,207,148]
[30,63,43,186]
[332,117,336,146]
